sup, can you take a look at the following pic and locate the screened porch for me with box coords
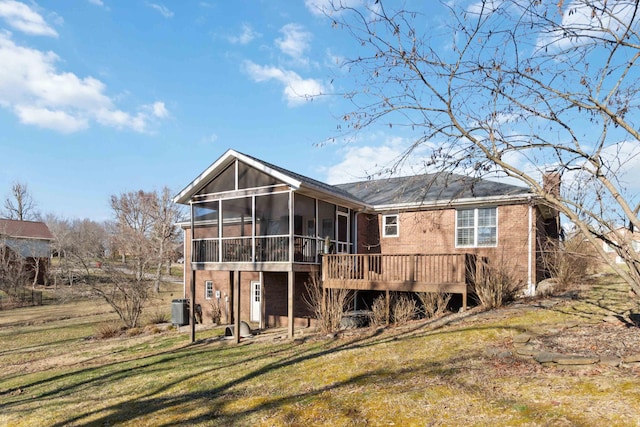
[190,191,353,267]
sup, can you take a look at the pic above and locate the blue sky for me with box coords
[1,0,438,221]
[1,0,639,223]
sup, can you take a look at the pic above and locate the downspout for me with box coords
[527,198,534,296]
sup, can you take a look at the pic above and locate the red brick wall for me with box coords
[357,204,536,284]
[264,272,315,328]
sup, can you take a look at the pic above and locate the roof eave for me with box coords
[173,149,302,205]
[369,193,537,212]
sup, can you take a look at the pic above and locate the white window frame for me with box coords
[382,214,399,238]
[455,207,498,248]
[205,280,213,300]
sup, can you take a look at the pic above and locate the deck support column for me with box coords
[234,271,241,344]
[259,271,265,330]
[288,271,295,339]
[385,290,390,325]
[190,269,196,343]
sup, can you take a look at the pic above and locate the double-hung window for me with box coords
[382,214,399,237]
[205,281,213,299]
[456,207,497,247]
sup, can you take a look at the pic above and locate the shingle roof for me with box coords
[176,148,532,209]
[335,172,530,207]
[0,219,53,240]
[239,152,364,203]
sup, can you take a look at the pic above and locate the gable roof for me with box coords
[0,219,53,240]
[174,149,534,211]
[173,149,365,207]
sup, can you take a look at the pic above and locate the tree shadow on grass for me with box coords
[23,319,527,426]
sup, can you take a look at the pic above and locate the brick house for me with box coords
[0,219,53,285]
[174,149,560,340]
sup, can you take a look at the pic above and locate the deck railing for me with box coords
[322,253,476,291]
[192,236,353,264]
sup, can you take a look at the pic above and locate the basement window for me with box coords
[205,281,213,300]
[383,214,399,237]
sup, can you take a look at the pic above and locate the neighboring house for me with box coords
[174,149,560,338]
[601,227,640,264]
[0,219,53,285]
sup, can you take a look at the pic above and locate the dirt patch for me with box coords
[532,322,640,358]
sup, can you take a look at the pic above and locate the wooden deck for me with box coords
[321,253,478,310]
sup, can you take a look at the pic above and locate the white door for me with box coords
[337,212,350,253]
[250,281,261,323]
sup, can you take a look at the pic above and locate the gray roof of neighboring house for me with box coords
[335,173,531,207]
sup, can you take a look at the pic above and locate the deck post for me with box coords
[234,271,241,344]
[190,268,196,343]
[288,271,295,339]
[259,271,265,330]
[385,290,390,325]
[363,255,369,281]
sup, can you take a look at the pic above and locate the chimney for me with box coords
[542,169,561,198]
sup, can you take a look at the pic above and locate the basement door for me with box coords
[250,280,261,323]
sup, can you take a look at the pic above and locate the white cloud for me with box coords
[275,23,311,61]
[0,32,167,133]
[323,134,432,184]
[305,0,362,16]
[88,0,105,6]
[228,23,260,45]
[0,0,58,37]
[150,101,168,118]
[243,60,327,106]
[146,3,173,18]
[536,0,640,52]
[466,0,502,16]
[15,105,87,133]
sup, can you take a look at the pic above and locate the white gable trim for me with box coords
[173,149,301,204]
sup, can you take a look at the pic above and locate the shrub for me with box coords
[474,259,523,309]
[126,327,143,337]
[94,321,123,339]
[146,308,170,325]
[303,273,353,334]
[417,291,452,318]
[210,299,222,325]
[370,295,388,326]
[392,294,418,325]
[541,236,595,291]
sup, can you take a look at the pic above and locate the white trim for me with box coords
[371,194,535,212]
[454,207,498,248]
[173,149,303,204]
[382,214,399,238]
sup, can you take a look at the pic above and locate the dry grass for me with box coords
[1,276,639,426]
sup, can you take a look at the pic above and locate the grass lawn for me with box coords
[1,276,639,426]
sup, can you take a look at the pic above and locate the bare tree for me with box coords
[45,215,107,287]
[325,0,640,296]
[150,187,183,293]
[3,182,38,221]
[0,238,28,298]
[110,190,157,282]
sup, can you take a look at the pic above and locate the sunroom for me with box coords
[177,150,363,272]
